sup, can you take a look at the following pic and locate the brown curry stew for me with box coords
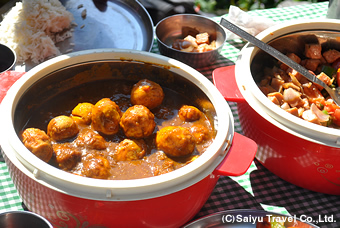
[15,61,217,180]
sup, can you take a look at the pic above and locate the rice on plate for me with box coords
[0,0,74,64]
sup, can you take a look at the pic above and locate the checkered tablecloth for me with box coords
[1,1,339,228]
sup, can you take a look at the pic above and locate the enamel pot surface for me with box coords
[213,19,340,195]
[0,49,257,227]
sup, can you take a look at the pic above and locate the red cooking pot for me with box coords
[0,49,257,227]
[213,19,340,195]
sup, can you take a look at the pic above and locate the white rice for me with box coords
[0,0,74,64]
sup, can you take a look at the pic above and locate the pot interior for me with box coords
[251,29,340,83]
[13,59,221,181]
[244,24,340,145]
[14,60,217,134]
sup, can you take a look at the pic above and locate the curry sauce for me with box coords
[21,79,215,180]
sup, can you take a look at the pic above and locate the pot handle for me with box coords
[212,65,246,102]
[213,132,257,176]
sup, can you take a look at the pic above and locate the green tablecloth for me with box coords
[1,1,339,227]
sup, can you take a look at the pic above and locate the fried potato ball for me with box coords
[21,128,53,162]
[189,124,212,144]
[115,139,147,161]
[71,102,94,125]
[156,126,195,157]
[82,155,111,179]
[47,115,79,141]
[91,98,122,135]
[178,105,202,122]
[53,144,82,170]
[120,105,156,138]
[75,129,107,150]
[131,79,164,110]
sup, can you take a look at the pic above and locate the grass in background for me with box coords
[195,0,328,14]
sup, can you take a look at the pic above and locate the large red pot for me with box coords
[0,49,257,227]
[213,19,340,195]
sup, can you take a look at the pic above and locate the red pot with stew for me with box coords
[0,49,257,227]
[214,19,340,195]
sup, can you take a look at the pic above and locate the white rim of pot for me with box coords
[236,19,340,147]
[0,49,234,201]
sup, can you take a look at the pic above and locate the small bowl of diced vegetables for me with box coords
[155,14,226,68]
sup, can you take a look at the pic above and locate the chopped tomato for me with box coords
[310,97,325,109]
[333,109,340,126]
[324,100,339,113]
[323,101,340,126]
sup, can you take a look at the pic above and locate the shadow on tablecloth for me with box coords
[193,175,263,220]
[193,158,340,228]
[250,159,340,228]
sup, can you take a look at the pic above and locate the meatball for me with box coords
[53,144,81,170]
[130,79,164,110]
[72,102,94,125]
[115,139,146,161]
[75,129,107,150]
[82,156,111,179]
[91,98,122,135]
[156,126,195,157]
[120,105,156,138]
[189,124,212,144]
[178,105,202,122]
[21,128,53,162]
[47,115,79,141]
